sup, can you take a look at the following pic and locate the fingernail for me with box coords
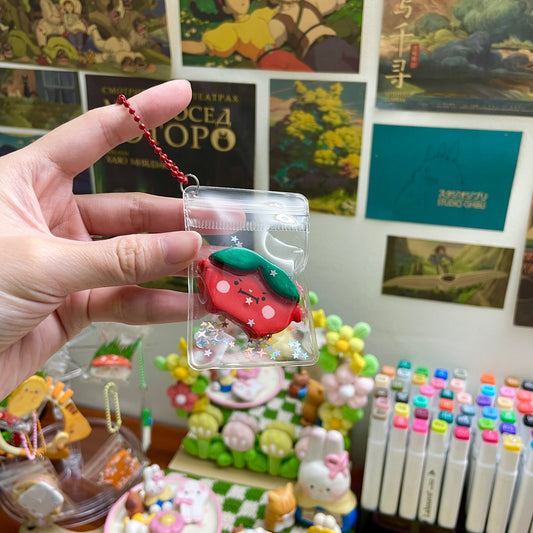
[163,231,201,264]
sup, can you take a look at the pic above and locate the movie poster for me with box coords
[366,125,521,230]
[269,79,366,216]
[514,199,533,327]
[180,0,363,73]
[377,0,533,115]
[0,68,81,129]
[382,236,514,309]
[86,75,255,197]
[0,0,170,79]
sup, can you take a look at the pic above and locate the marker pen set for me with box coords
[360,364,533,532]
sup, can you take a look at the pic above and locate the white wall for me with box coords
[62,0,533,460]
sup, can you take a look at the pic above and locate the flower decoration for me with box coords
[167,382,199,413]
[322,364,374,410]
[318,403,354,437]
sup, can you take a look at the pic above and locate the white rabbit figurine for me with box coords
[294,426,357,532]
[142,464,173,514]
[174,479,210,524]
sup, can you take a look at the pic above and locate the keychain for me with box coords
[117,95,317,370]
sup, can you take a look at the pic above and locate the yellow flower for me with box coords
[318,403,353,436]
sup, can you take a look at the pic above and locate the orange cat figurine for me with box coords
[264,482,297,532]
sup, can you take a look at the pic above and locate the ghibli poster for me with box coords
[86,75,255,197]
[269,79,366,216]
[366,125,521,230]
[180,0,363,72]
[383,236,514,309]
[514,198,533,327]
[0,0,170,79]
[377,0,533,115]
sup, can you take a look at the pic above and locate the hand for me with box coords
[0,79,202,397]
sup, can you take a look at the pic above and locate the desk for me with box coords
[0,405,187,533]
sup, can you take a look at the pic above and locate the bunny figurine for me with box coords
[143,465,174,514]
[294,427,357,532]
[174,479,210,524]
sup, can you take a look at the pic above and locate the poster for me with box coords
[377,0,533,115]
[514,199,533,327]
[86,75,255,197]
[382,236,514,309]
[366,125,521,230]
[0,68,81,129]
[0,0,170,79]
[180,0,363,73]
[269,79,366,216]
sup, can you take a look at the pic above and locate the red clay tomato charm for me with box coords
[198,248,303,339]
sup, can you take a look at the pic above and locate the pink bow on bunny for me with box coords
[324,451,349,479]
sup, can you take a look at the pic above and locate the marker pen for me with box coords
[486,435,523,533]
[517,389,532,404]
[439,410,454,425]
[456,392,473,414]
[391,378,405,393]
[439,398,454,414]
[420,384,436,413]
[496,396,513,412]
[449,378,466,394]
[482,406,499,421]
[481,384,496,405]
[456,414,471,428]
[381,365,396,379]
[414,407,429,420]
[481,373,497,386]
[434,368,448,382]
[521,380,533,392]
[394,401,410,419]
[413,395,429,410]
[521,415,533,445]
[396,366,412,391]
[461,404,476,419]
[453,368,468,384]
[379,415,409,515]
[476,394,492,414]
[412,373,427,396]
[399,418,429,520]
[465,429,499,533]
[500,422,516,435]
[396,391,409,405]
[440,388,454,400]
[418,419,448,524]
[398,359,411,370]
[470,418,496,472]
[430,377,446,396]
[501,410,516,425]
[415,366,429,378]
[500,386,517,404]
[361,400,391,511]
[374,373,390,397]
[508,441,533,533]
[438,426,471,529]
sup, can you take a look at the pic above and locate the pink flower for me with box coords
[167,382,199,412]
[322,364,374,410]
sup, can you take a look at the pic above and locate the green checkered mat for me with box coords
[199,476,309,533]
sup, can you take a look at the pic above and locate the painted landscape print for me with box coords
[270,79,366,216]
[377,0,533,115]
[383,236,514,309]
[180,0,363,72]
[0,0,170,79]
[515,198,533,327]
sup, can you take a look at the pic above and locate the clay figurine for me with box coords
[174,479,210,524]
[301,379,325,426]
[143,465,173,514]
[264,482,297,532]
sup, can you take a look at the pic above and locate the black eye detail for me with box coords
[261,296,266,301]
[234,280,239,285]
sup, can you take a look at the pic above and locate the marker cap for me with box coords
[461,404,476,417]
[415,366,429,377]
[500,435,523,471]
[456,392,472,406]
[500,411,516,424]
[517,389,533,403]
[523,414,533,427]
[496,396,513,411]
[374,373,390,390]
[391,378,405,392]
[395,391,409,404]
[428,419,448,454]
[440,388,454,400]
[420,384,435,398]
[396,367,411,382]
[517,401,533,415]
[522,380,533,391]
[482,429,499,444]
[414,407,429,420]
[453,368,468,381]
[412,373,426,387]
[476,394,491,408]
[449,378,466,393]
[398,360,411,370]
[430,377,446,391]
[479,430,499,464]
[393,415,409,429]
[439,410,454,425]
[481,373,496,385]
[431,419,448,434]
[439,398,454,412]
[375,397,391,411]
[450,426,470,461]
[456,414,471,427]
[413,418,429,433]
[434,368,448,381]
[478,418,495,431]
[413,395,429,409]
[381,365,396,378]
[374,387,388,399]
[481,384,496,397]
[504,376,521,389]
[481,406,498,420]
[394,402,410,417]
[500,422,516,435]
[500,386,516,400]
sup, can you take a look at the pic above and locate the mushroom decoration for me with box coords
[90,354,133,381]
[222,412,259,468]
[198,247,303,339]
[187,405,224,459]
[259,420,296,476]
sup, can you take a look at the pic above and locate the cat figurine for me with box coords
[264,482,297,532]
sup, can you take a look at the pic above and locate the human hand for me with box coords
[0,79,202,397]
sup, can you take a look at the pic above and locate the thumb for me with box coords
[51,231,202,294]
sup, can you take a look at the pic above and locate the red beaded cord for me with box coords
[116,94,188,185]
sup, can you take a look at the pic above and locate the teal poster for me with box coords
[366,125,521,230]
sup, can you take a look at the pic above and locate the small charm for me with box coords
[198,248,303,339]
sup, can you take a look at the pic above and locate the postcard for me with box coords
[269,79,366,216]
[86,75,255,197]
[382,236,514,309]
[377,0,533,115]
[180,0,363,73]
[514,198,533,326]
[0,68,81,129]
[366,125,521,230]
[0,0,170,80]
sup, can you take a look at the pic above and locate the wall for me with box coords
[6,0,533,462]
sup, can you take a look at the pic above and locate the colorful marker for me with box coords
[508,441,533,533]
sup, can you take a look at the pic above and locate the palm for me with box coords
[0,80,197,397]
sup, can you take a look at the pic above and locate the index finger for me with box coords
[28,79,192,177]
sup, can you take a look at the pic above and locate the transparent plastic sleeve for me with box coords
[183,186,317,370]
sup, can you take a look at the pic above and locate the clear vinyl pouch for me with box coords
[183,185,317,370]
